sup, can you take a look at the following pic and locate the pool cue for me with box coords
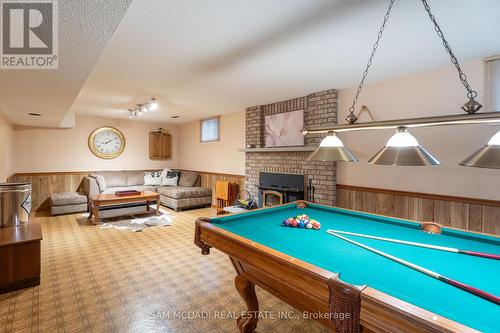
[327,231,500,305]
[327,229,500,261]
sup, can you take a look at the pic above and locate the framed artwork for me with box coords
[265,110,304,147]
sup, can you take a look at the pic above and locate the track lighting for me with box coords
[150,98,158,111]
[128,97,158,119]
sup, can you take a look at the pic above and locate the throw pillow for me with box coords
[160,168,171,180]
[144,171,162,186]
[161,173,178,186]
[167,170,180,180]
[178,171,199,187]
[89,174,106,192]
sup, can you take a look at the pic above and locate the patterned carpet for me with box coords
[0,207,329,333]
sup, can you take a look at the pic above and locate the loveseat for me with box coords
[83,170,212,211]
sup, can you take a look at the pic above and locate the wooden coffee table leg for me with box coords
[156,198,160,216]
[146,200,150,212]
[93,205,100,225]
[87,202,94,224]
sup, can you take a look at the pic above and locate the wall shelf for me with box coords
[238,147,316,153]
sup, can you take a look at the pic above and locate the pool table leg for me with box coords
[235,275,259,333]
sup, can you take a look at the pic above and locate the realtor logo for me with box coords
[1,0,58,69]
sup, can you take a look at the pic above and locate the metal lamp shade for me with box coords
[368,146,440,166]
[308,146,358,162]
[460,145,500,169]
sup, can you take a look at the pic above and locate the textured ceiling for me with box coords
[72,0,500,125]
[0,0,132,127]
[4,0,500,127]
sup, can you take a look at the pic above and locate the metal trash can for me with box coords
[0,182,32,227]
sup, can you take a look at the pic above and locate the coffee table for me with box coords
[88,191,160,225]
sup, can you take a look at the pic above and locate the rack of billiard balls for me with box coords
[282,214,321,230]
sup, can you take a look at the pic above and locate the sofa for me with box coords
[83,170,212,211]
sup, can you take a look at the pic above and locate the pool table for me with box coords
[194,201,500,333]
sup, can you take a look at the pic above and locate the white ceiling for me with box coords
[5,0,500,127]
[0,0,132,127]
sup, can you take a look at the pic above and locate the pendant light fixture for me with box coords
[303,0,500,168]
[460,131,500,169]
[308,132,358,162]
[369,127,440,166]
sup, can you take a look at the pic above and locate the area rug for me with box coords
[100,212,174,232]
[78,211,174,232]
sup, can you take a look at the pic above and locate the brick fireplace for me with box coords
[245,89,338,206]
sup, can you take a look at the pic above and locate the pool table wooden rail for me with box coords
[195,201,479,333]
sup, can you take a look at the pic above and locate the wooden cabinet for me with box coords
[149,132,171,160]
[0,222,42,293]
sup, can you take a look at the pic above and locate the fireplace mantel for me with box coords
[238,147,316,153]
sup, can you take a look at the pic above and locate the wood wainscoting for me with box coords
[7,172,89,212]
[336,184,500,236]
[183,170,245,207]
[7,170,245,212]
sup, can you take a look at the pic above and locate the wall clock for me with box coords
[88,127,126,159]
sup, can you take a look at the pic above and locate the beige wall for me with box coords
[337,58,500,201]
[12,115,177,173]
[177,111,245,175]
[0,123,14,181]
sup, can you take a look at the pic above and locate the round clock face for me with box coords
[88,127,125,159]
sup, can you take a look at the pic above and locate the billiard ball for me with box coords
[305,223,312,229]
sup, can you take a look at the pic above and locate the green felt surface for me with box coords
[212,203,500,332]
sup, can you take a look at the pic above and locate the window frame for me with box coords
[485,54,500,112]
[200,116,220,143]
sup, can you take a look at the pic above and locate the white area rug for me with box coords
[79,211,174,232]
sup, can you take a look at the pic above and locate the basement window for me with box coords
[200,116,220,142]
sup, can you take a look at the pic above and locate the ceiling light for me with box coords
[171,115,179,119]
[460,131,500,169]
[150,98,158,111]
[127,98,157,119]
[28,113,42,117]
[368,127,440,166]
[307,132,358,162]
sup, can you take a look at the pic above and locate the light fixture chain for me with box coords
[420,0,477,99]
[346,0,396,124]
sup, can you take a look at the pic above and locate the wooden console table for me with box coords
[0,222,42,293]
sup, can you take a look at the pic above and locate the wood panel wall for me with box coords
[7,170,245,212]
[7,170,498,236]
[336,185,500,236]
[8,172,89,212]
[188,170,245,206]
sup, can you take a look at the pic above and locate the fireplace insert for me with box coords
[258,172,304,207]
